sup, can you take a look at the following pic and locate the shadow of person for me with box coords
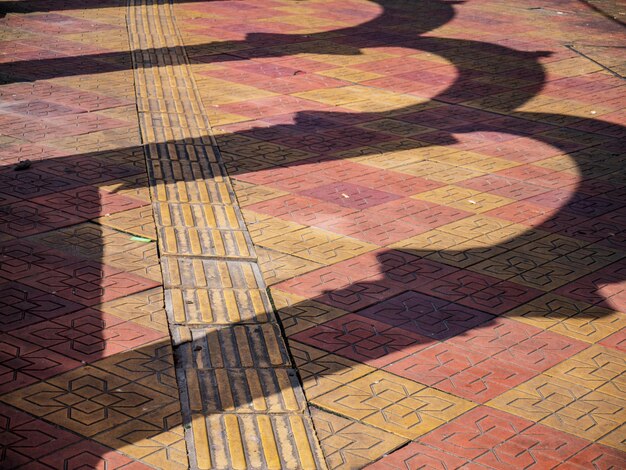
[1,0,625,467]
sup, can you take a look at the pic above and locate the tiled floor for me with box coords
[0,1,188,468]
[1,0,625,468]
[172,0,625,467]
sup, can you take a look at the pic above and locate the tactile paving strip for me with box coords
[127,0,327,468]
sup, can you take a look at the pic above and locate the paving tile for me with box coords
[160,257,273,325]
[420,269,544,314]
[0,334,82,394]
[545,344,625,399]
[95,288,169,333]
[299,182,401,210]
[0,281,83,332]
[292,314,432,368]
[0,200,84,237]
[10,308,165,364]
[27,223,162,281]
[271,290,348,337]
[0,239,76,281]
[0,403,82,468]
[416,406,590,469]
[289,341,374,399]
[39,439,151,470]
[31,185,148,220]
[445,317,587,372]
[356,291,494,340]
[365,442,471,469]
[94,206,158,240]
[488,374,626,444]
[257,225,377,264]
[94,402,188,470]
[310,406,406,470]
[385,341,536,403]
[21,260,160,307]
[1,365,178,438]
[506,293,626,344]
[313,370,474,439]
[257,246,323,286]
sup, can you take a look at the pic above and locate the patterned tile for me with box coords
[0,281,83,332]
[506,293,626,344]
[416,406,591,469]
[385,342,536,403]
[488,374,626,444]
[21,260,160,307]
[31,185,148,220]
[313,370,474,439]
[1,365,177,437]
[310,407,406,469]
[10,309,165,364]
[0,403,82,468]
[292,314,431,368]
[289,341,374,399]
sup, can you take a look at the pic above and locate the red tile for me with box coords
[299,182,401,209]
[31,185,148,220]
[292,314,430,367]
[356,291,493,340]
[349,168,443,196]
[366,198,471,230]
[0,282,83,332]
[0,200,84,237]
[0,166,81,199]
[386,339,537,402]
[446,317,586,371]
[0,335,82,393]
[418,407,590,469]
[0,403,82,467]
[556,261,626,311]
[11,308,165,363]
[558,443,626,469]
[365,442,471,469]
[21,260,160,307]
[39,439,150,470]
[0,240,76,281]
[421,270,543,315]
[246,194,358,226]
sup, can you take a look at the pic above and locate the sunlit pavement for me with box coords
[0,0,625,468]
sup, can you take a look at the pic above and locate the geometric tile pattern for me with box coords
[0,1,190,468]
[171,0,626,465]
[1,0,625,466]
[310,406,406,469]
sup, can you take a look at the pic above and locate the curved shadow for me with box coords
[1,0,625,467]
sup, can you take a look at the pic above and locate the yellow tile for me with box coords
[259,227,377,264]
[507,294,625,343]
[318,67,383,82]
[310,407,407,469]
[257,246,323,286]
[545,345,625,398]
[488,374,626,441]
[231,180,288,207]
[313,371,474,439]
[289,341,374,399]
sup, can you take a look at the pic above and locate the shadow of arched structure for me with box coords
[0,0,624,467]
